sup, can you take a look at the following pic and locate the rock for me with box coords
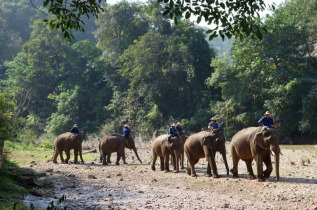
[88,175,97,179]
[45,169,53,172]
[221,203,230,208]
[106,175,111,178]
[151,179,157,182]
[117,173,122,176]
[119,178,123,181]
[138,190,144,193]
[30,161,36,164]
[21,177,36,187]
[34,177,52,187]
[67,174,76,177]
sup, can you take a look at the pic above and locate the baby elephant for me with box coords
[151,134,183,173]
[53,132,84,164]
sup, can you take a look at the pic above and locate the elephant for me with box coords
[170,134,187,169]
[151,134,183,173]
[230,126,280,182]
[99,134,142,165]
[53,132,84,164]
[184,131,229,178]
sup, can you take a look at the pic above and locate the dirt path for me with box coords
[23,143,317,209]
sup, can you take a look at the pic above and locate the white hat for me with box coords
[124,125,128,127]
[210,117,216,121]
[177,122,181,125]
[265,111,271,115]
[171,123,176,127]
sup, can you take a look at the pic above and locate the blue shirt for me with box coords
[258,116,274,128]
[123,127,131,137]
[70,127,79,134]
[208,122,219,129]
[169,127,177,135]
[176,126,182,133]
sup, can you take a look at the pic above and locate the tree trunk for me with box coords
[0,139,4,174]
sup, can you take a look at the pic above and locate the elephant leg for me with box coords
[53,150,59,163]
[65,150,71,163]
[181,151,185,169]
[172,154,176,171]
[151,150,157,171]
[230,147,239,178]
[102,153,108,165]
[116,151,121,165]
[74,149,79,164]
[245,159,256,180]
[59,150,66,163]
[160,157,164,171]
[164,154,170,172]
[107,153,111,163]
[99,152,103,163]
[122,150,128,164]
[263,155,273,179]
[206,162,212,177]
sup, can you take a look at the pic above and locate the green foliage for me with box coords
[38,141,54,151]
[206,0,317,139]
[0,156,27,208]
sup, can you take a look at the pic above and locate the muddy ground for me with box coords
[22,142,317,210]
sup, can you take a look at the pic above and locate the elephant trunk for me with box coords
[222,152,229,176]
[133,147,142,163]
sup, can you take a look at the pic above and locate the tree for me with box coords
[40,0,273,40]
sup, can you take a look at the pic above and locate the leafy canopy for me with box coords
[39,0,274,40]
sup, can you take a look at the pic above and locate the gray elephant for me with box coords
[230,126,280,182]
[53,132,84,164]
[185,131,229,178]
[99,134,142,165]
[151,134,183,173]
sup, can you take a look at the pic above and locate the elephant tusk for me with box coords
[270,151,275,156]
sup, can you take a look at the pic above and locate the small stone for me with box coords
[88,175,97,179]
[45,169,53,172]
[119,178,123,181]
[152,179,157,182]
[67,174,75,177]
[106,175,111,178]
[117,173,122,176]
[138,190,144,193]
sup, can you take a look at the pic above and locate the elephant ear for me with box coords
[253,132,265,149]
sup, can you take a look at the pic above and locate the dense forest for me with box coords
[0,0,316,143]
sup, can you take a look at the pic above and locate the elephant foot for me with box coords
[115,162,120,165]
[257,178,265,182]
[80,161,85,164]
[123,162,128,164]
[107,161,112,164]
[213,174,220,178]
[53,160,57,164]
[232,174,239,179]
[263,171,271,179]
[205,173,212,177]
[99,159,103,163]
[191,173,197,177]
[248,174,256,180]
[151,167,155,171]
[102,162,108,166]
[74,161,79,164]
[173,170,179,173]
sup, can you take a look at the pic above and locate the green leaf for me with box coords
[185,11,191,19]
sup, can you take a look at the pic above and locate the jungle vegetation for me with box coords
[0,0,316,144]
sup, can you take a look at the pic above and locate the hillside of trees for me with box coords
[0,0,316,143]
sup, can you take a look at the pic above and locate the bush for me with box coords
[38,141,54,150]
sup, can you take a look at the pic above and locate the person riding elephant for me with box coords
[152,134,183,173]
[230,126,281,182]
[176,122,183,135]
[208,117,221,133]
[53,131,84,164]
[70,124,79,135]
[185,131,229,178]
[258,111,277,128]
[168,123,179,143]
[123,125,131,140]
[99,133,142,165]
